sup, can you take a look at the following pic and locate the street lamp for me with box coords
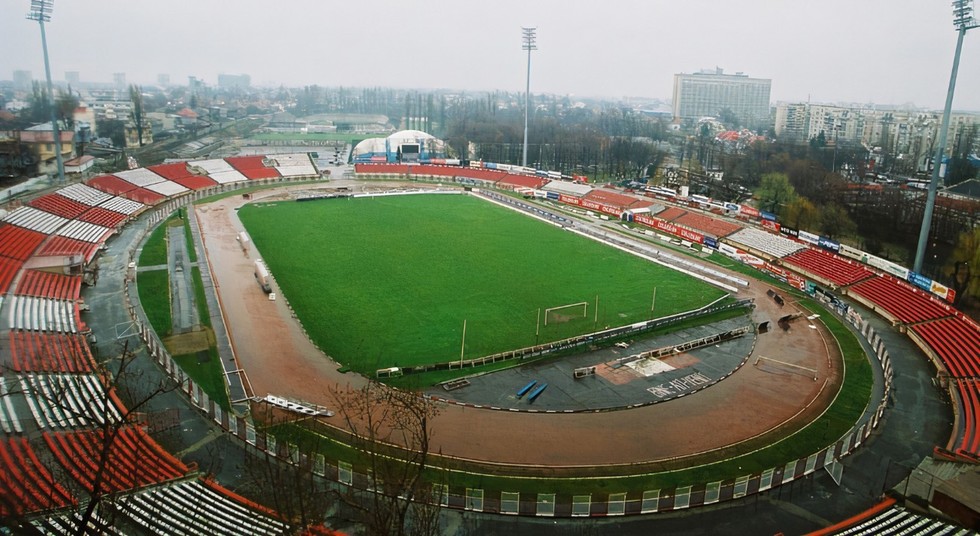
[521,27,537,168]
[913,0,978,273]
[26,0,65,184]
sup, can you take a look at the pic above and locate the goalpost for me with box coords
[543,301,589,326]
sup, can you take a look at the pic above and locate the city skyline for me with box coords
[2,0,979,111]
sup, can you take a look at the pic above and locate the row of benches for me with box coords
[8,331,96,373]
[15,270,82,302]
[826,502,968,535]
[954,381,980,459]
[3,206,69,235]
[0,380,24,434]
[781,247,875,286]
[0,224,46,262]
[849,276,954,324]
[115,480,290,536]
[727,227,807,259]
[911,317,980,379]
[19,374,122,430]
[29,193,91,220]
[75,206,129,229]
[5,296,84,334]
[42,427,190,495]
[0,256,22,295]
[0,437,76,518]
[673,210,742,239]
[34,236,100,265]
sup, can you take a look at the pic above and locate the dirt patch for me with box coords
[162,328,214,355]
[662,352,700,368]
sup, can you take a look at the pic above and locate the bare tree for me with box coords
[237,404,332,532]
[129,85,146,147]
[330,382,442,536]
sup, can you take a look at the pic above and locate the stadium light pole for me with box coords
[26,0,65,184]
[913,0,978,274]
[521,27,537,168]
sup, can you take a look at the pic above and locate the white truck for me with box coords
[254,259,272,293]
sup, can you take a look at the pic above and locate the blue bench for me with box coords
[527,383,548,403]
[517,380,537,398]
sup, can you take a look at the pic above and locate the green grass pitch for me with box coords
[238,194,728,374]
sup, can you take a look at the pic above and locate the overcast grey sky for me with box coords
[3,0,980,110]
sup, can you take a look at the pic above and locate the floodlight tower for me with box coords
[913,0,978,273]
[522,27,537,168]
[26,0,65,184]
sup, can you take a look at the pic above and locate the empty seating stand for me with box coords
[726,227,806,259]
[43,426,190,494]
[0,224,48,261]
[782,248,875,287]
[76,206,128,228]
[910,317,980,379]
[849,276,954,324]
[33,236,100,265]
[115,480,290,536]
[55,183,113,207]
[9,331,95,373]
[820,502,970,535]
[0,437,76,517]
[29,194,91,220]
[0,256,23,295]
[31,512,123,535]
[953,381,980,458]
[226,156,281,180]
[19,374,122,429]
[674,211,741,238]
[15,270,83,301]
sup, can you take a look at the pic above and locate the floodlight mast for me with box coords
[913,0,978,273]
[26,0,65,184]
[522,27,537,168]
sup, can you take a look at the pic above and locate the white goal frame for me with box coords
[544,301,588,326]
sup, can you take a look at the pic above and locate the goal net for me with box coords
[544,301,588,326]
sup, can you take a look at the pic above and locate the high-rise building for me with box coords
[113,72,127,89]
[672,68,772,127]
[218,73,251,90]
[157,74,170,87]
[13,70,33,91]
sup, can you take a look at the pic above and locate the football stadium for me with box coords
[0,141,977,534]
